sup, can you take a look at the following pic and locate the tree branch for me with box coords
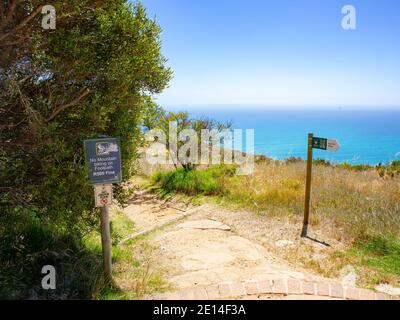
[0,118,26,129]
[46,88,91,122]
[0,0,17,29]
[0,36,27,47]
[0,1,4,19]
[0,4,44,42]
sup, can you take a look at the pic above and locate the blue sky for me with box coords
[138,0,400,109]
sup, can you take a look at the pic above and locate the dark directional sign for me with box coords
[84,138,122,185]
[312,137,328,150]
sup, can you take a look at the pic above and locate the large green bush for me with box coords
[0,1,171,298]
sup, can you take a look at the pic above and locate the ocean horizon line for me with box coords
[163,105,400,112]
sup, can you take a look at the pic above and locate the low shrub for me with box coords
[313,159,332,166]
[339,162,373,171]
[152,165,236,196]
[285,157,304,164]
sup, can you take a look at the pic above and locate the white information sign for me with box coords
[327,139,341,152]
[94,185,113,208]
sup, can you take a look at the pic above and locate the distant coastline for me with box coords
[161,108,400,166]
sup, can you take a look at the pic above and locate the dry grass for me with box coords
[108,241,170,300]
[223,161,400,242]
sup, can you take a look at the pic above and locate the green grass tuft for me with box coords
[152,165,236,196]
[351,237,400,276]
[85,210,169,300]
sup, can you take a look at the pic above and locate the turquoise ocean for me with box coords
[180,108,400,165]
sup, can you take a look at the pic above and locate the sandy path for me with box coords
[153,215,327,289]
[122,190,388,300]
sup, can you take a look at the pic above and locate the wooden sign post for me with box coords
[84,138,122,282]
[100,206,112,282]
[301,134,340,238]
[301,133,314,237]
[94,185,113,281]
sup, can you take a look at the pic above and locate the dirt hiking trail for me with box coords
[121,190,393,301]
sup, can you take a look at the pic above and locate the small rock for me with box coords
[376,284,400,296]
[275,240,295,248]
[339,265,358,287]
[260,237,268,244]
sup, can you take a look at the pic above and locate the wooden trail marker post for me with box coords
[302,133,314,238]
[84,138,122,282]
[301,134,340,238]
